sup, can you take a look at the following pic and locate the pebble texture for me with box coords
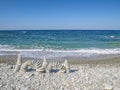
[0,63,120,90]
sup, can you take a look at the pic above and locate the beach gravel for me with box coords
[0,63,120,90]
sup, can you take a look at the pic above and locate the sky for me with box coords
[0,0,120,30]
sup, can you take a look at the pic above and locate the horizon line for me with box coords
[0,29,120,31]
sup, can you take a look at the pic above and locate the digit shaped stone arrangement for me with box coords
[59,60,70,73]
[14,54,71,73]
[20,60,33,72]
[14,54,22,72]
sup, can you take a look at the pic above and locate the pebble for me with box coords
[103,83,113,90]
[0,63,120,90]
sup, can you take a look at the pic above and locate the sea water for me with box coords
[0,30,120,60]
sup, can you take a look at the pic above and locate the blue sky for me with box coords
[0,0,120,30]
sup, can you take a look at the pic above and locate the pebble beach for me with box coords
[0,56,120,90]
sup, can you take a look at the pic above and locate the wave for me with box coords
[0,45,15,49]
[0,48,120,59]
[0,48,120,54]
[0,48,120,53]
[105,35,120,40]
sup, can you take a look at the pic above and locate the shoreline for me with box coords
[0,54,120,65]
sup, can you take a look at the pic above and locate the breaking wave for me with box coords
[0,48,120,59]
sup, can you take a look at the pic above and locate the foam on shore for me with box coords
[0,48,120,60]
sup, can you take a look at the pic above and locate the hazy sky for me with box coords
[0,0,120,30]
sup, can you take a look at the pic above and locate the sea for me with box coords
[0,30,120,60]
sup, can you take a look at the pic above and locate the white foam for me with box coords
[0,48,120,59]
[0,45,14,49]
[0,48,120,54]
[105,35,120,40]
[0,49,43,52]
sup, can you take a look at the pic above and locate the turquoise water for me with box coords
[0,30,120,49]
[0,30,120,59]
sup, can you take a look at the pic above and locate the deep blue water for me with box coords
[0,30,120,59]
